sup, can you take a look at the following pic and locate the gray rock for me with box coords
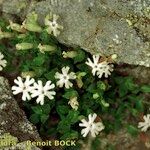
[99,129,150,150]
[0,76,41,150]
[116,65,150,84]
[0,0,150,67]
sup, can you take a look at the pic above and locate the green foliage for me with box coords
[63,89,78,99]
[0,18,150,150]
[73,48,86,63]
[127,125,139,137]
[30,104,52,124]
[141,85,150,93]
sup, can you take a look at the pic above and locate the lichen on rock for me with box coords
[0,76,41,150]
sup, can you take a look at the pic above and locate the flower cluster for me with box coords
[7,12,63,53]
[12,66,76,104]
[12,76,56,105]
[79,113,105,137]
[138,114,150,132]
[86,55,114,78]
[0,52,7,71]
[1,7,150,143]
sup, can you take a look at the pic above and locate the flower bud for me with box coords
[21,71,36,78]
[76,72,86,88]
[98,82,106,91]
[93,93,99,99]
[8,20,26,33]
[0,28,13,39]
[111,54,117,60]
[68,97,79,110]
[22,12,42,32]
[38,43,56,53]
[16,43,33,50]
[101,99,109,107]
[45,12,53,26]
[62,51,78,58]
[17,34,27,39]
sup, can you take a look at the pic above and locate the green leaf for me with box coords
[141,85,150,93]
[67,110,79,124]
[97,81,106,91]
[63,89,78,99]
[33,54,46,66]
[44,69,57,81]
[128,95,138,101]
[127,125,139,137]
[30,114,40,124]
[135,100,144,112]
[42,104,51,114]
[32,106,42,115]
[92,138,101,150]
[40,114,49,124]
[87,83,96,93]
[33,67,47,77]
[119,86,128,97]
[74,49,85,63]
[57,120,71,133]
[114,76,124,85]
[130,108,138,117]
[57,105,70,115]
[124,77,136,91]
[116,105,125,116]
[60,130,78,140]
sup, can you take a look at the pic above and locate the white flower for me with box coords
[55,66,76,89]
[85,55,114,78]
[12,76,35,101]
[31,80,56,105]
[138,114,150,132]
[0,52,7,71]
[85,55,100,76]
[68,97,79,110]
[79,113,105,137]
[45,13,63,37]
[97,61,114,78]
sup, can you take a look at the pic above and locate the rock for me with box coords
[0,0,150,67]
[0,133,41,150]
[99,129,150,150]
[0,76,41,150]
[116,65,150,84]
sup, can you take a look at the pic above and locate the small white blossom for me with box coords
[138,114,150,132]
[31,80,56,105]
[12,76,35,101]
[45,13,63,37]
[86,55,114,78]
[55,66,76,89]
[68,97,79,110]
[97,61,114,78]
[79,113,105,137]
[85,55,100,76]
[0,52,7,71]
